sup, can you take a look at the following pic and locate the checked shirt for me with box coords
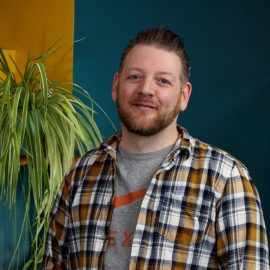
[42,126,269,269]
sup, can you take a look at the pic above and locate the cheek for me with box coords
[118,84,138,101]
[116,88,133,107]
[159,92,181,108]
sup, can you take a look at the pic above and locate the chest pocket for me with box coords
[157,195,211,248]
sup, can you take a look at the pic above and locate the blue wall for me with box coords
[74,1,270,242]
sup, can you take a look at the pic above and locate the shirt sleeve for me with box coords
[42,171,73,270]
[216,162,269,269]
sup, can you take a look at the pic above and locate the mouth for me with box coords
[132,102,158,110]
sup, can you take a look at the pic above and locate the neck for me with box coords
[119,124,179,153]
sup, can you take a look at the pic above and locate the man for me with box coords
[42,28,269,269]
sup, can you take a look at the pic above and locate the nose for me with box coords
[139,78,154,97]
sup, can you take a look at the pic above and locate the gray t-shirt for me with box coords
[104,144,173,270]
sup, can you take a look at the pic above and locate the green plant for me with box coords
[0,48,104,269]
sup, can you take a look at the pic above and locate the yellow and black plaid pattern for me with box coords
[42,126,269,269]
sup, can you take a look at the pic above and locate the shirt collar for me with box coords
[170,125,192,161]
[100,125,192,161]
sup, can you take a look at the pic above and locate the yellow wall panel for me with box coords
[0,0,74,84]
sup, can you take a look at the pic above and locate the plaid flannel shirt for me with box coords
[42,126,269,269]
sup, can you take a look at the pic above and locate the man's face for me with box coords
[112,45,191,136]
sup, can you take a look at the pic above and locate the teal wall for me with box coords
[74,1,270,244]
[0,167,33,269]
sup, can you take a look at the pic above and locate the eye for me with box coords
[127,74,142,81]
[157,78,171,86]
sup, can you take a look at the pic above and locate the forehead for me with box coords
[122,45,182,75]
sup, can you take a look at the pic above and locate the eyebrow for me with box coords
[125,68,177,80]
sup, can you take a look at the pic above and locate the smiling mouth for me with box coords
[132,102,158,109]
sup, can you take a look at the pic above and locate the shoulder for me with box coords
[178,126,248,173]
[188,134,249,177]
[191,138,260,210]
[65,132,119,186]
[179,128,251,197]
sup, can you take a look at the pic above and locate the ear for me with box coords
[112,72,119,102]
[179,82,192,111]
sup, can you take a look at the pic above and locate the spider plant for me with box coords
[0,48,104,269]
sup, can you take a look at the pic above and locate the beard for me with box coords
[116,94,180,136]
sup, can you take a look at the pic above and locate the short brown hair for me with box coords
[119,27,191,83]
